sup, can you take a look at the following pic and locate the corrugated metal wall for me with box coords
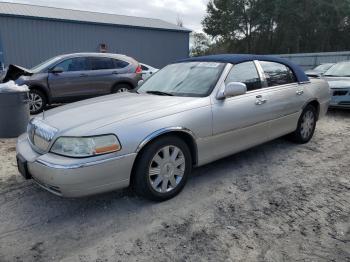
[279,51,350,70]
[0,16,190,69]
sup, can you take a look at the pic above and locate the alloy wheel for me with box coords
[29,92,43,113]
[300,110,315,140]
[117,87,129,93]
[148,145,186,193]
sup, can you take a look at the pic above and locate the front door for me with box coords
[211,61,274,160]
[48,57,91,100]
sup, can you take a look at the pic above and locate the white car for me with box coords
[141,63,158,80]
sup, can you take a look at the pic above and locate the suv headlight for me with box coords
[50,135,121,158]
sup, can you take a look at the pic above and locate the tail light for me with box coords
[135,65,142,74]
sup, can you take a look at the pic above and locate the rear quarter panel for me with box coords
[303,78,331,118]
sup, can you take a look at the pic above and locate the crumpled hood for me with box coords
[41,92,201,135]
[2,64,33,83]
[325,77,350,89]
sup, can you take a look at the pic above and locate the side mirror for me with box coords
[217,82,247,99]
[51,67,64,74]
[138,80,144,86]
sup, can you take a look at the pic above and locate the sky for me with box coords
[2,0,209,32]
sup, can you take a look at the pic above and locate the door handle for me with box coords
[112,71,119,75]
[296,90,304,95]
[255,95,267,105]
[79,73,88,77]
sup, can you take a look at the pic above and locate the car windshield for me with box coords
[324,62,350,77]
[137,62,225,97]
[30,56,63,73]
[314,64,333,72]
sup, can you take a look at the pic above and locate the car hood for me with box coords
[41,92,203,136]
[2,64,33,83]
[305,70,322,78]
[324,77,350,89]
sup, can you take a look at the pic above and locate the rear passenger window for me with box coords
[225,62,261,91]
[90,57,115,70]
[259,61,296,87]
[114,59,129,69]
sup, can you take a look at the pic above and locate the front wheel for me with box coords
[288,104,317,144]
[132,136,192,201]
[29,89,47,114]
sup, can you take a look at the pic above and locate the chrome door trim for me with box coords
[254,60,268,87]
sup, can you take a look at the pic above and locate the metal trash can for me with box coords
[0,90,30,138]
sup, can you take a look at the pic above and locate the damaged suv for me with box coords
[3,53,142,114]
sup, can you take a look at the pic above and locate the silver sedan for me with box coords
[16,55,331,201]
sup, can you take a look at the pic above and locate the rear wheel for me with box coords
[288,104,317,144]
[29,89,47,114]
[112,83,132,94]
[133,136,192,201]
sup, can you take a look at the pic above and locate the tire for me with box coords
[111,83,132,94]
[288,104,317,144]
[133,136,192,201]
[29,89,47,115]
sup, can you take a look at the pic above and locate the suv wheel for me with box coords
[29,89,47,114]
[133,136,192,201]
[288,104,317,144]
[112,83,131,93]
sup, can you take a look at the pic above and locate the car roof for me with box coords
[58,53,137,64]
[180,54,309,83]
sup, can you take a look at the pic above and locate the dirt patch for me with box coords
[0,109,349,262]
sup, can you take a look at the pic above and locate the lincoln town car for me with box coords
[16,55,331,201]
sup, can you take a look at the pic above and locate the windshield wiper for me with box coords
[146,91,174,96]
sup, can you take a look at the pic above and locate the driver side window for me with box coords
[225,62,262,91]
[54,58,87,72]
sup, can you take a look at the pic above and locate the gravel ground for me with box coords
[0,109,349,262]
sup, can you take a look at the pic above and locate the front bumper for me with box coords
[330,89,350,108]
[16,134,137,197]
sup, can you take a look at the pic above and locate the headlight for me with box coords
[50,135,121,157]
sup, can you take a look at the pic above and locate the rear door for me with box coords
[48,57,90,99]
[257,60,307,138]
[84,57,130,95]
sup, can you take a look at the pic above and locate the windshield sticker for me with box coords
[197,62,221,68]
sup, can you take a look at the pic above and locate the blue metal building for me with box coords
[0,2,191,69]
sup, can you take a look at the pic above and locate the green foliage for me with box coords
[190,32,211,56]
[202,0,350,54]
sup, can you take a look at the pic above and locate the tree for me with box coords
[202,0,350,54]
[190,32,211,56]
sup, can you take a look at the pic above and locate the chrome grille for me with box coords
[27,118,58,152]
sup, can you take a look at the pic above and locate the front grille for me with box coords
[339,101,350,105]
[333,90,349,96]
[28,119,58,152]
